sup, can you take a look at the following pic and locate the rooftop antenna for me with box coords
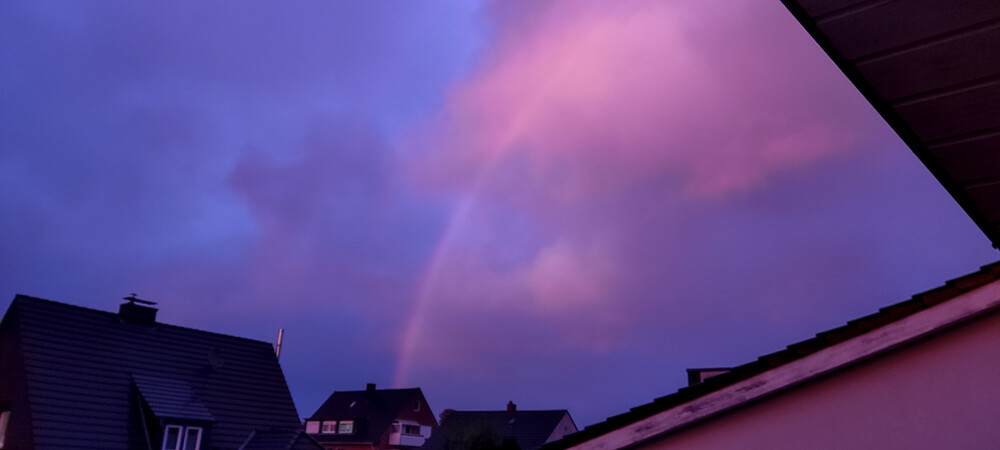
[123,293,157,306]
[274,328,285,360]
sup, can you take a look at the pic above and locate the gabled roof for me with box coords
[780,0,1000,248]
[545,261,1000,449]
[422,410,575,450]
[1,295,305,449]
[308,387,430,444]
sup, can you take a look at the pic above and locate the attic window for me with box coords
[321,421,338,434]
[0,410,9,449]
[162,425,202,450]
[337,420,354,434]
[413,401,420,412]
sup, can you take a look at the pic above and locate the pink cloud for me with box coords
[397,0,887,377]
[411,0,874,199]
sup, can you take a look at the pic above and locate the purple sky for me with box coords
[2,0,996,427]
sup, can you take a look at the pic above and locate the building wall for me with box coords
[0,307,35,449]
[637,309,1000,449]
[545,413,578,444]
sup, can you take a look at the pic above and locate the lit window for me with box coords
[305,421,320,434]
[321,421,338,434]
[162,425,202,450]
[0,410,10,449]
[338,420,354,434]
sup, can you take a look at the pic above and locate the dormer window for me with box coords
[321,421,338,434]
[337,420,354,434]
[162,425,202,450]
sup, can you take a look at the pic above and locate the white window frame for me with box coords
[161,425,202,450]
[337,420,354,434]
[321,421,338,434]
[183,426,202,450]
[305,420,320,434]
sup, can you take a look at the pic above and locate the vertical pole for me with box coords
[275,328,285,360]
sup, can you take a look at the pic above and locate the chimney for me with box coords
[686,368,731,386]
[119,294,157,326]
[506,401,516,412]
[367,383,377,393]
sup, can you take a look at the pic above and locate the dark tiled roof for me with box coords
[308,387,425,444]
[240,429,324,450]
[132,374,215,422]
[545,261,1000,449]
[4,295,304,449]
[423,410,572,450]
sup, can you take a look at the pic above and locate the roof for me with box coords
[240,429,324,450]
[1,295,304,449]
[132,374,215,422]
[307,387,429,444]
[422,410,574,450]
[545,260,1000,449]
[780,0,1000,248]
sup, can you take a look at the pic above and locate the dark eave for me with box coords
[781,0,1000,248]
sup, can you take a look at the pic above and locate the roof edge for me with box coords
[546,261,1000,449]
[778,0,1000,249]
[9,294,275,347]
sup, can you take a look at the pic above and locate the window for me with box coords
[305,420,320,434]
[413,401,420,412]
[162,425,202,450]
[403,425,421,436]
[337,420,354,434]
[321,421,338,434]
[183,427,202,450]
[163,426,181,450]
[0,410,10,449]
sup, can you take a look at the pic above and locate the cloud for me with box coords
[411,0,874,200]
[398,0,890,374]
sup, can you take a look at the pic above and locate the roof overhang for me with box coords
[781,0,1000,248]
[561,271,1000,449]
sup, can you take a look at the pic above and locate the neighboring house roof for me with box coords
[423,409,576,450]
[780,0,1000,248]
[308,386,432,444]
[0,294,312,449]
[240,428,324,450]
[544,261,1000,449]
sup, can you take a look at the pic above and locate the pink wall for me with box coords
[638,309,1000,449]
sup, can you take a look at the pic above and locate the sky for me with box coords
[1,0,997,428]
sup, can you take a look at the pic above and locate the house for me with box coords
[0,294,322,450]
[543,261,1000,449]
[421,402,577,450]
[304,384,437,450]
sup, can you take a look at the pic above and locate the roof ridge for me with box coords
[11,294,274,347]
